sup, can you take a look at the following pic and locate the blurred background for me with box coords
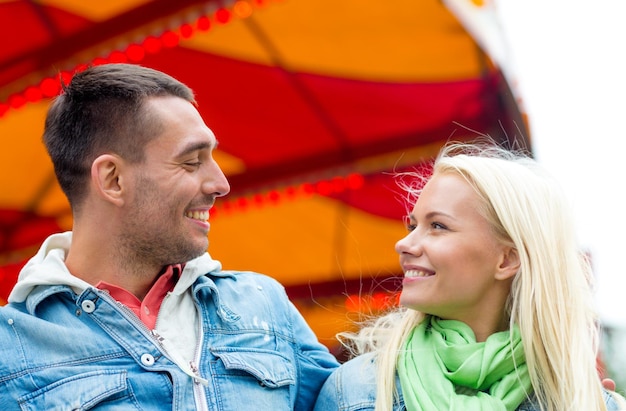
[0,0,623,389]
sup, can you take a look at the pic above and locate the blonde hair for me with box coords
[338,141,624,411]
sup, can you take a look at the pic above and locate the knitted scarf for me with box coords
[398,317,532,411]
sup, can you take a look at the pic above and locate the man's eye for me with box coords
[184,161,202,168]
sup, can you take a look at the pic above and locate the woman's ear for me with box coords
[495,247,520,281]
[91,154,125,207]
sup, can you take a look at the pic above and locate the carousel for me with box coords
[0,0,529,355]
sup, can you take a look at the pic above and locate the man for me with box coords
[0,63,339,410]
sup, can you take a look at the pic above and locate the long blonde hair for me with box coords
[338,141,622,411]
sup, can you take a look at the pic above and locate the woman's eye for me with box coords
[431,222,447,230]
[403,216,417,232]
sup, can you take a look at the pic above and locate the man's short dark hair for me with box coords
[43,63,195,210]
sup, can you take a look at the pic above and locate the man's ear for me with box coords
[91,154,126,206]
[495,246,520,281]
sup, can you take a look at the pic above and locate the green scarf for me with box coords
[398,317,532,411]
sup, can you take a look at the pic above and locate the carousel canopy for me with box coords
[0,0,529,344]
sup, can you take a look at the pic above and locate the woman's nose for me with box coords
[395,230,421,256]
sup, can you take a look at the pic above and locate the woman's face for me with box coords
[395,172,516,337]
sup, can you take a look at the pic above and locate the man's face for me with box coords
[120,96,230,267]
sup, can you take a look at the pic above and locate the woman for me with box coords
[314,141,625,411]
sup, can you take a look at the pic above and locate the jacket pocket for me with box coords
[210,348,295,411]
[18,370,139,411]
[211,347,295,388]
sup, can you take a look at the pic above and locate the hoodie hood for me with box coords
[8,231,223,304]
[173,252,223,295]
[9,232,90,303]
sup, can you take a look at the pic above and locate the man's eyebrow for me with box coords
[176,140,215,157]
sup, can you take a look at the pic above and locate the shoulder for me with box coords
[0,302,30,328]
[336,352,378,378]
[206,269,285,288]
[198,270,287,296]
[0,303,35,376]
[315,353,380,411]
[194,271,295,318]
[515,397,540,411]
[0,305,15,341]
[515,389,622,411]
[605,389,625,410]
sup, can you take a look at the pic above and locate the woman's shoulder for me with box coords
[515,397,540,411]
[604,389,626,410]
[515,389,622,411]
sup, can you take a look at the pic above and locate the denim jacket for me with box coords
[0,235,339,410]
[314,353,621,411]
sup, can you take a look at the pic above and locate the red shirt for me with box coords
[96,264,181,329]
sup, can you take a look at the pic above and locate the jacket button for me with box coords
[81,300,96,313]
[141,353,155,366]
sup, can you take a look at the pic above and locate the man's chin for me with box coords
[189,245,208,260]
[172,241,208,264]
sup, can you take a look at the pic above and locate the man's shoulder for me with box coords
[0,301,27,319]
[0,303,33,373]
[196,270,288,303]
[333,353,379,391]
[0,303,15,331]
[317,353,389,410]
[206,269,284,288]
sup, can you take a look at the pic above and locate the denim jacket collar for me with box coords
[12,232,227,313]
